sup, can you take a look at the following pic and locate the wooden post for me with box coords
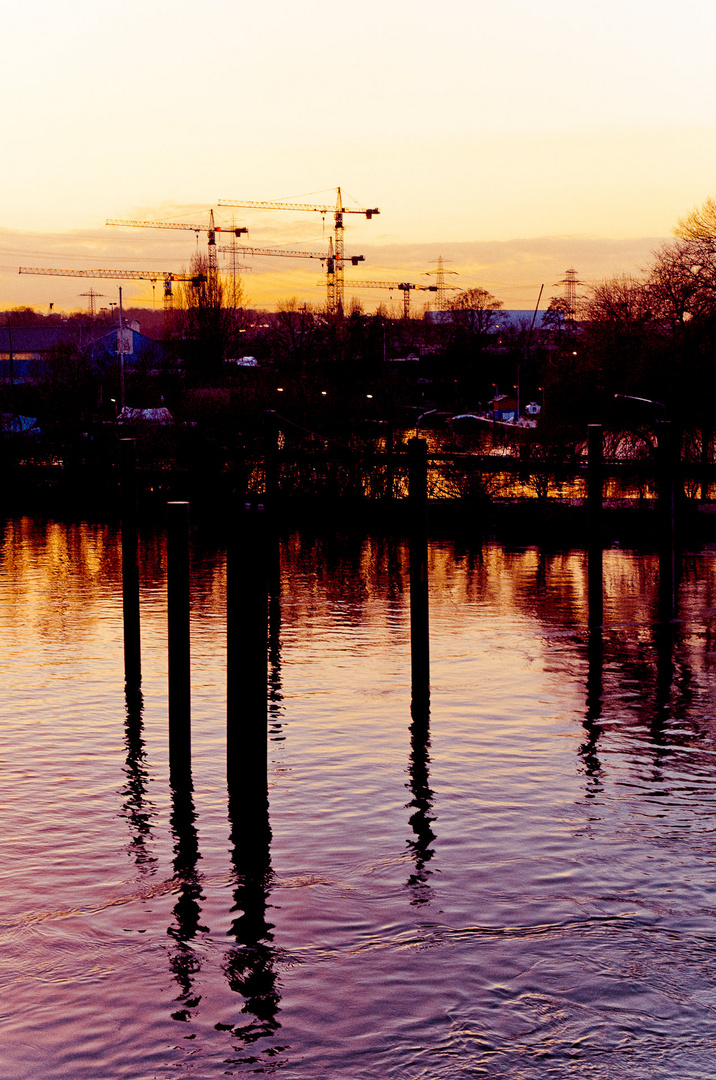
[167,501,191,785]
[408,438,430,711]
[120,438,141,689]
[227,504,269,815]
[587,424,603,628]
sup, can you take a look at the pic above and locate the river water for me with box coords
[2,517,716,1079]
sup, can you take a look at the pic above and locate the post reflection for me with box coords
[268,568,284,740]
[579,626,604,796]
[652,618,675,755]
[120,685,157,872]
[167,781,206,1021]
[658,542,677,625]
[223,792,282,1056]
[406,695,436,904]
[650,583,695,771]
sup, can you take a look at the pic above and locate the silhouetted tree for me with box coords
[675,194,716,240]
[449,287,503,340]
[443,286,503,405]
[169,255,239,382]
[269,298,319,368]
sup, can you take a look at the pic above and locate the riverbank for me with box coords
[3,465,715,548]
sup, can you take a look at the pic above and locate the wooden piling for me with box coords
[408,438,430,709]
[120,438,141,689]
[587,424,603,628]
[167,501,191,785]
[227,503,269,806]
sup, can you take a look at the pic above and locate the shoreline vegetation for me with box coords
[2,416,715,547]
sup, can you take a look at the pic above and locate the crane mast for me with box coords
[218,187,378,314]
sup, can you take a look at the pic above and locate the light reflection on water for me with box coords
[2,518,716,1077]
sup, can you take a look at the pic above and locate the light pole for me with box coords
[118,286,125,411]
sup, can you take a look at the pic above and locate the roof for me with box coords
[424,309,549,327]
[86,328,164,366]
[0,325,81,354]
[1,414,40,434]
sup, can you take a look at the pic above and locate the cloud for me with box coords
[0,226,667,313]
[348,236,666,308]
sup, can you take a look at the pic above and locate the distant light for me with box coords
[277,387,284,392]
[321,391,327,396]
[366,393,373,399]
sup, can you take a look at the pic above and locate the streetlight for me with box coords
[614,393,666,413]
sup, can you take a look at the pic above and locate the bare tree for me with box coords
[584,274,652,330]
[449,287,503,339]
[647,240,716,331]
[271,298,318,367]
[170,255,239,380]
[675,195,716,240]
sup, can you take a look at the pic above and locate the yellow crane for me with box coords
[219,241,364,307]
[105,210,248,286]
[218,187,378,314]
[343,279,439,318]
[19,266,207,310]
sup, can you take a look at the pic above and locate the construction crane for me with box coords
[19,266,207,310]
[218,187,378,314]
[105,210,248,285]
[343,279,438,318]
[219,241,364,308]
[219,243,360,262]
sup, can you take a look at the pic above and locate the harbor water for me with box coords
[2,517,716,1078]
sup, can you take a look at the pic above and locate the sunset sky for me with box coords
[3,0,716,314]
